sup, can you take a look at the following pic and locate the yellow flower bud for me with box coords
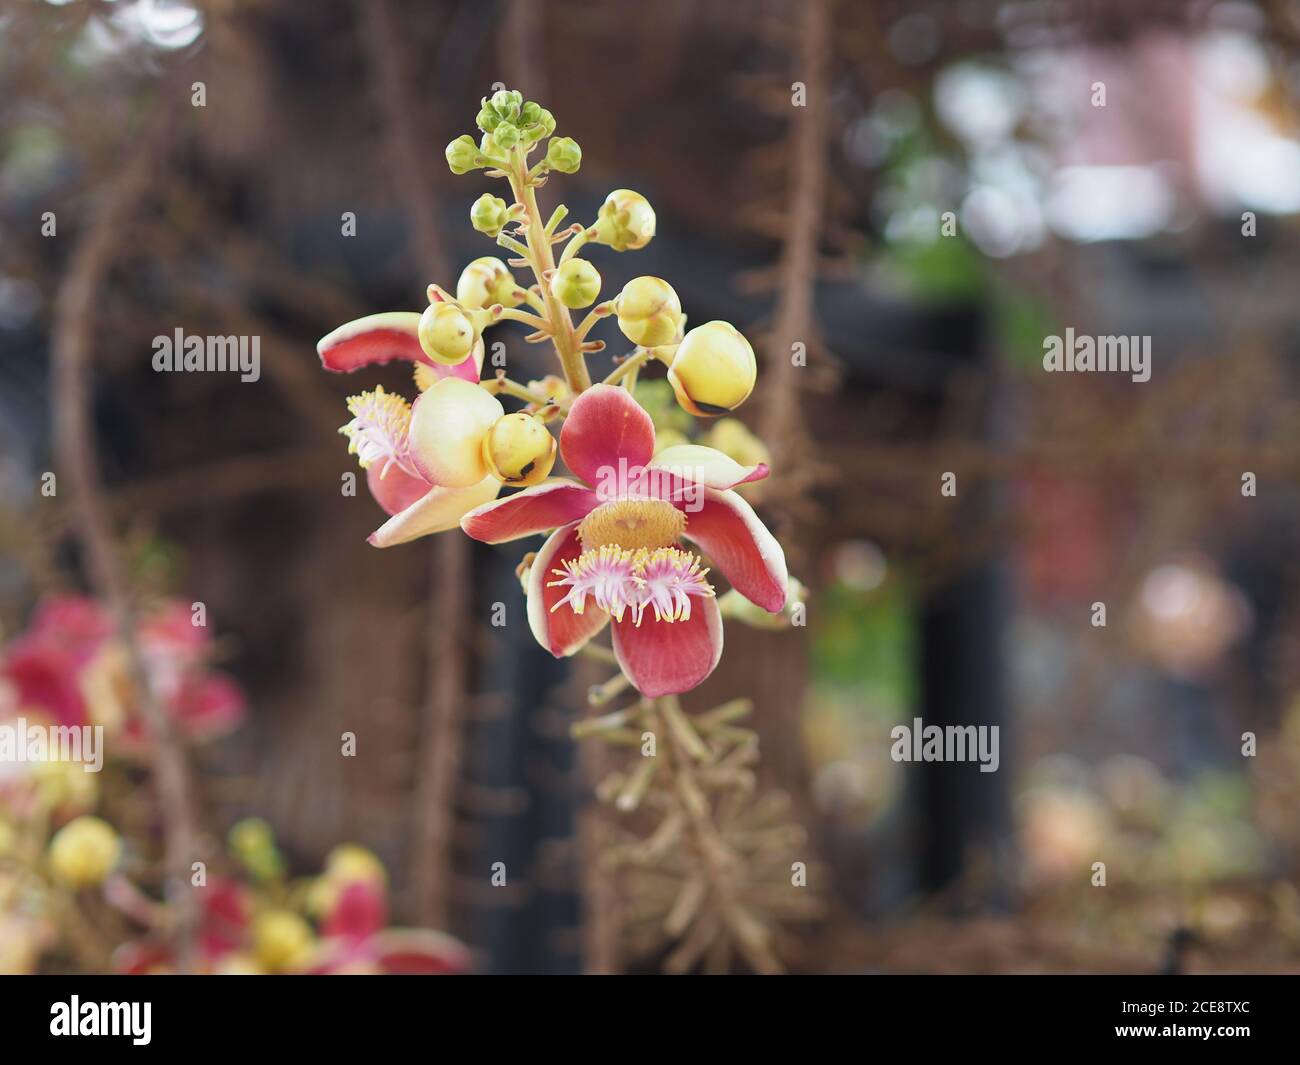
[470,194,509,237]
[592,189,656,251]
[549,258,601,309]
[253,910,315,973]
[456,257,522,310]
[324,843,387,887]
[667,321,757,416]
[615,276,682,347]
[703,417,770,470]
[481,412,557,486]
[48,816,121,888]
[418,301,477,365]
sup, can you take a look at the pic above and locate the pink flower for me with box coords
[460,385,787,696]
[320,317,503,547]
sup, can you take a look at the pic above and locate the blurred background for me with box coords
[4,0,1300,973]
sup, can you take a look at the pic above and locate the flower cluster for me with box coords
[0,595,244,760]
[111,823,468,975]
[317,88,787,696]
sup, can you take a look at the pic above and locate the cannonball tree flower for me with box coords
[459,385,787,696]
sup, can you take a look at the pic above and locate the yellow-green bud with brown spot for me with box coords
[550,258,601,309]
[592,189,655,251]
[418,302,477,365]
[615,276,682,347]
[48,816,121,888]
[482,412,556,486]
[668,321,757,416]
[456,257,522,310]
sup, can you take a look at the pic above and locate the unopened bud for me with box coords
[545,136,582,174]
[492,122,519,151]
[445,134,482,175]
[490,89,523,123]
[418,301,477,365]
[471,194,510,237]
[592,189,655,251]
[253,910,315,972]
[550,258,601,309]
[482,412,557,487]
[615,276,682,347]
[456,256,522,310]
[48,816,121,888]
[668,321,757,416]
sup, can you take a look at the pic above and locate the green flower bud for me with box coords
[592,189,656,251]
[418,301,477,365]
[471,193,510,237]
[482,412,557,486]
[445,134,481,175]
[535,108,556,138]
[476,106,501,132]
[550,258,601,309]
[545,136,582,174]
[491,88,522,123]
[457,256,523,310]
[520,101,542,126]
[615,276,682,346]
[668,321,757,416]
[492,121,520,151]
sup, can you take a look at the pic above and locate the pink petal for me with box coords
[317,312,482,382]
[638,443,768,500]
[366,463,434,517]
[369,929,472,974]
[526,523,610,656]
[680,488,788,613]
[171,673,246,740]
[460,479,599,544]
[1,639,88,727]
[368,477,501,548]
[611,595,724,697]
[323,881,388,942]
[559,384,656,491]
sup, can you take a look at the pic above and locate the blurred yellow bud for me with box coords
[703,417,770,470]
[456,257,522,310]
[48,816,121,888]
[0,820,15,859]
[615,276,682,347]
[653,428,690,454]
[253,910,315,973]
[324,843,387,887]
[668,321,757,416]
[526,374,569,407]
[418,302,477,366]
[408,378,504,487]
[550,258,601,309]
[482,412,557,487]
[592,189,656,251]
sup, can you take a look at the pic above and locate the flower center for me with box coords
[549,545,714,625]
[577,498,685,552]
[339,385,419,479]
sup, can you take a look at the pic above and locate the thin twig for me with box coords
[50,105,201,972]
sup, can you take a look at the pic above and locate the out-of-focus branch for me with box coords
[50,107,201,971]
[356,0,467,931]
[760,0,832,540]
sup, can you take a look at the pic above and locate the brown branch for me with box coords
[50,106,202,972]
[355,0,468,931]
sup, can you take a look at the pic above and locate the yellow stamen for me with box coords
[577,498,685,553]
